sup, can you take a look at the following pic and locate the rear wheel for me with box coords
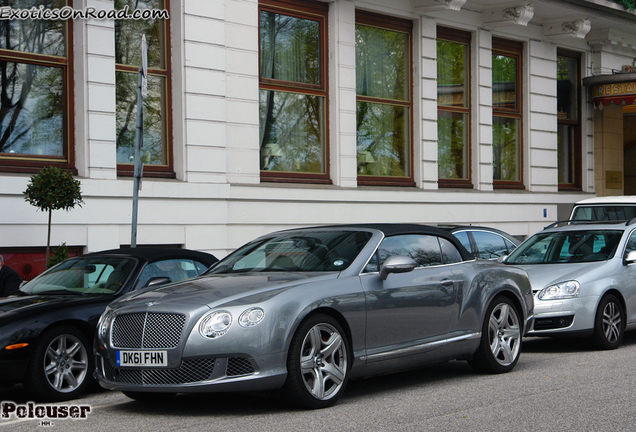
[469,296,521,374]
[24,325,94,402]
[282,314,349,409]
[592,294,624,350]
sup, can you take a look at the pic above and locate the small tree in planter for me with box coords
[24,167,84,265]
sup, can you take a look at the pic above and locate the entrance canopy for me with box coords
[583,72,636,109]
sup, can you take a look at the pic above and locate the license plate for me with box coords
[116,350,168,367]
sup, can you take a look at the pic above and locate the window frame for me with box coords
[436,26,472,188]
[0,0,75,174]
[115,0,174,179]
[355,10,414,187]
[258,0,331,184]
[492,37,524,190]
[557,48,582,191]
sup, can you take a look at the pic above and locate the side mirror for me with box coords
[145,276,172,287]
[379,255,417,281]
[624,251,636,265]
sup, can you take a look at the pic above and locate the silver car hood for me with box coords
[111,272,340,311]
[511,261,607,291]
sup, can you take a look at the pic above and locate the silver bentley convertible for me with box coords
[95,224,534,408]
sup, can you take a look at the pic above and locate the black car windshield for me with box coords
[20,257,136,295]
[208,230,373,274]
[505,230,623,264]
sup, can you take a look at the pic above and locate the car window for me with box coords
[504,238,517,253]
[453,231,472,253]
[209,230,372,274]
[439,238,462,264]
[376,235,444,268]
[572,206,636,221]
[625,231,636,255]
[20,257,136,295]
[137,259,206,289]
[506,230,623,264]
[472,231,507,259]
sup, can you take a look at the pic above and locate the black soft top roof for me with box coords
[80,247,218,265]
[293,223,453,237]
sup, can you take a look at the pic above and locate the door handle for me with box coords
[441,279,455,287]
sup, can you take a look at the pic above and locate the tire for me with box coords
[123,391,176,402]
[592,294,624,350]
[469,295,522,374]
[24,325,94,402]
[282,314,349,409]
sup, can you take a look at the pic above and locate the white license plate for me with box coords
[116,350,168,367]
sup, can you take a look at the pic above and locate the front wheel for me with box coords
[469,295,522,374]
[24,325,94,402]
[282,314,349,409]
[592,294,624,350]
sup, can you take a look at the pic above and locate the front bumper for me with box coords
[94,349,288,393]
[527,295,597,336]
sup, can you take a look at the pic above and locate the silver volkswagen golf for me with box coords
[503,220,636,349]
[95,224,533,408]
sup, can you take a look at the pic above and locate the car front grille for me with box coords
[112,312,186,349]
[102,358,216,385]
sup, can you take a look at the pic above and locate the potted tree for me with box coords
[23,167,83,266]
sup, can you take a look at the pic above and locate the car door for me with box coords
[621,230,636,324]
[360,234,462,361]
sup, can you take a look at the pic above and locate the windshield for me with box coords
[506,230,623,264]
[20,257,136,295]
[208,230,373,274]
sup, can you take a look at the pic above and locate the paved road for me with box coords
[2,333,636,431]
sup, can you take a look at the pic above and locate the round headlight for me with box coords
[538,280,580,300]
[199,311,233,338]
[239,307,265,328]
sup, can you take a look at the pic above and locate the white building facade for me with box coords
[2,0,636,277]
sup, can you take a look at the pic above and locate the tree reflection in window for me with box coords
[259,5,326,175]
[0,0,67,158]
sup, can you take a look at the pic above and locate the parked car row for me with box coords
[2,213,636,409]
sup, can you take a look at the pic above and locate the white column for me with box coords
[182,0,229,183]
[83,0,117,180]
[226,0,260,184]
[419,16,438,190]
[527,40,558,192]
[330,0,358,188]
[474,29,493,191]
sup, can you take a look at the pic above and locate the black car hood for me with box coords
[0,294,115,322]
[112,272,340,311]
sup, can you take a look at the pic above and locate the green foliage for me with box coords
[611,0,636,12]
[47,243,69,269]
[24,166,83,213]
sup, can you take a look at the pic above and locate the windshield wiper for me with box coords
[30,289,83,296]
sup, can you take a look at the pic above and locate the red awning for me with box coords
[594,96,636,107]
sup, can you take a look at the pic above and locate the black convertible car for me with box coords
[0,248,217,401]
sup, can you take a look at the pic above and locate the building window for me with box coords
[115,0,172,178]
[0,0,73,173]
[557,49,581,190]
[258,0,329,184]
[437,27,471,188]
[492,38,523,189]
[355,11,413,186]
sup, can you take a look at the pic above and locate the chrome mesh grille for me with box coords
[226,357,255,377]
[112,312,186,349]
[102,358,216,385]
